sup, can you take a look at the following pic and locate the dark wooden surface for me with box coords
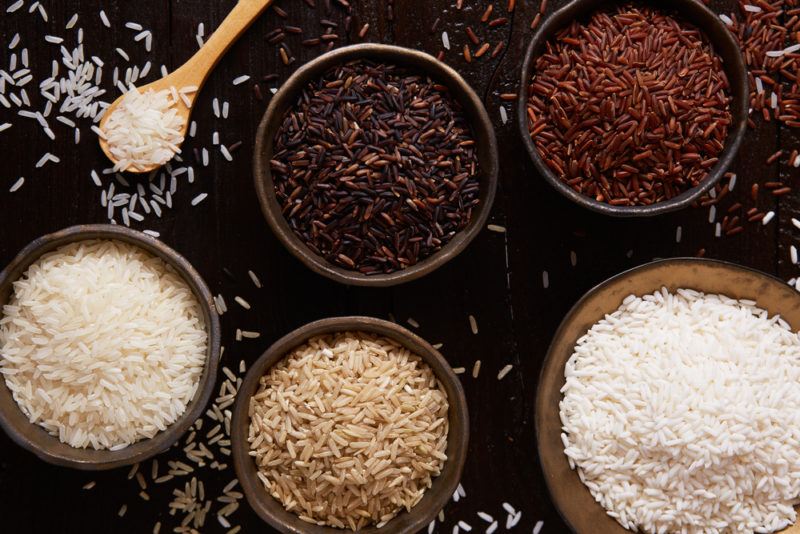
[0,0,785,532]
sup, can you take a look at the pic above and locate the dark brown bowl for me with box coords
[0,224,220,470]
[253,43,499,286]
[517,0,749,217]
[536,258,800,533]
[231,316,469,534]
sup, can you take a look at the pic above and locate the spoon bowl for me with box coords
[98,0,273,173]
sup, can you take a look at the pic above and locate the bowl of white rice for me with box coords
[231,316,469,534]
[0,224,220,470]
[537,258,800,534]
[536,258,800,533]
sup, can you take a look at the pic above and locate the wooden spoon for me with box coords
[98,0,272,173]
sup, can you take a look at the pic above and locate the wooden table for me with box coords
[0,0,787,532]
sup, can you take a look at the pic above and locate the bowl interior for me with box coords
[254,43,499,286]
[231,316,469,534]
[517,0,749,217]
[535,258,800,533]
[0,224,220,470]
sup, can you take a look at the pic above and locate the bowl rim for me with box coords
[231,315,469,534]
[516,0,749,217]
[0,224,221,470]
[534,257,799,533]
[253,43,499,286]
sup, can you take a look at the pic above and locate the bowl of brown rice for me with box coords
[231,316,469,533]
[0,224,220,470]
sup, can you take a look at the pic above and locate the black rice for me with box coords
[270,60,481,274]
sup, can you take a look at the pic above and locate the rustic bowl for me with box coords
[517,0,749,217]
[0,224,220,470]
[536,258,800,533]
[231,316,469,534]
[253,43,499,286]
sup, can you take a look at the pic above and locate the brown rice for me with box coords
[247,331,449,530]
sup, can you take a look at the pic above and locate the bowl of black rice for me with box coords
[253,43,498,286]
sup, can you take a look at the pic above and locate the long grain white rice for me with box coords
[100,87,185,171]
[560,288,800,533]
[232,75,249,86]
[496,364,512,380]
[8,176,24,192]
[0,240,207,450]
[247,270,262,289]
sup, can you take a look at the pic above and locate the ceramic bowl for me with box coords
[254,43,499,286]
[0,224,220,470]
[536,258,800,533]
[231,316,469,534]
[517,0,749,217]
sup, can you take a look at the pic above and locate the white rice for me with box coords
[247,270,262,289]
[487,224,506,233]
[101,87,185,171]
[560,288,800,533]
[496,364,513,380]
[8,176,24,192]
[0,240,207,450]
[6,1,23,13]
[477,512,493,523]
[232,74,249,86]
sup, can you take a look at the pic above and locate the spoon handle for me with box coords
[175,0,273,94]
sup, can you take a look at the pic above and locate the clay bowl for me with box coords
[231,316,469,534]
[517,0,749,217]
[0,224,220,470]
[253,43,499,286]
[536,258,800,533]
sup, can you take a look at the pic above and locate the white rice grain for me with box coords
[8,176,24,192]
[0,240,207,450]
[497,364,513,380]
[561,288,800,533]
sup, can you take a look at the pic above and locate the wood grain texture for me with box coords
[0,0,789,533]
